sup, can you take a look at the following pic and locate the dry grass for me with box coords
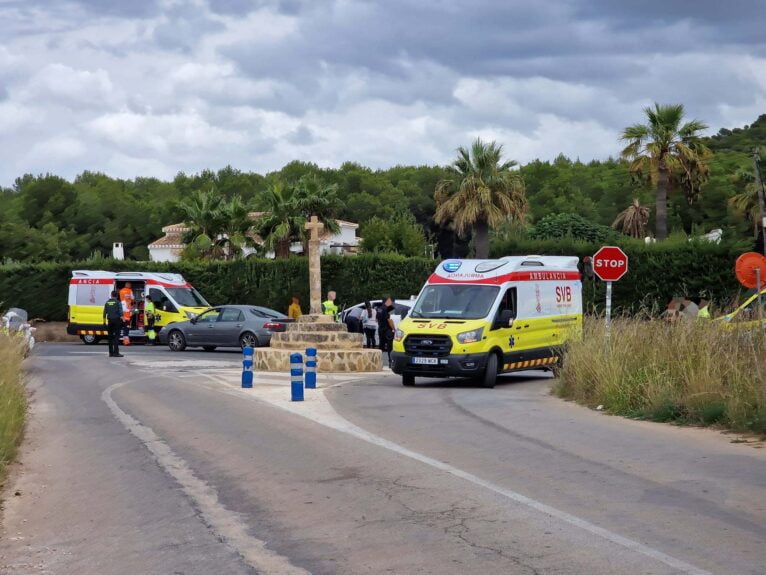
[0,335,27,484]
[555,318,766,434]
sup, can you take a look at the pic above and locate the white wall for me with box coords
[149,247,180,263]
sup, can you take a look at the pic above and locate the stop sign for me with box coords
[592,246,628,282]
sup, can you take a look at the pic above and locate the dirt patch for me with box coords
[31,321,79,343]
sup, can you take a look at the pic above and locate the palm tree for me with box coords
[293,174,341,237]
[435,138,527,258]
[218,195,253,260]
[612,199,650,238]
[620,103,709,240]
[729,165,762,237]
[178,188,225,259]
[254,182,305,259]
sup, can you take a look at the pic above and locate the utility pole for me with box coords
[752,149,766,256]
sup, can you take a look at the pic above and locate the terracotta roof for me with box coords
[148,233,186,249]
[161,223,189,233]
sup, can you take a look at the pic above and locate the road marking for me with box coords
[101,380,309,575]
[208,374,713,575]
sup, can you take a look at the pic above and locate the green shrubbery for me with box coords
[0,255,435,321]
[0,336,26,483]
[0,238,754,321]
[556,318,766,434]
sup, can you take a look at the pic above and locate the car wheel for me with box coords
[240,332,258,349]
[481,353,498,388]
[168,330,187,352]
[402,373,415,387]
[203,346,217,352]
[80,334,100,345]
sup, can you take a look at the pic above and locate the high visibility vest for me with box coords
[698,306,711,319]
[145,301,156,317]
[322,300,338,318]
[119,287,134,308]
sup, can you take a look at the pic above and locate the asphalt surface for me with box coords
[1,342,765,575]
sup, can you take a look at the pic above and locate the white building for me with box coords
[148,213,360,263]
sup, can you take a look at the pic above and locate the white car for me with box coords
[340,297,417,343]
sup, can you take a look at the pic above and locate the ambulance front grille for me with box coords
[404,334,452,357]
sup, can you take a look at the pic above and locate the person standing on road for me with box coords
[144,294,157,345]
[119,282,134,344]
[361,301,377,348]
[103,290,124,357]
[377,297,396,362]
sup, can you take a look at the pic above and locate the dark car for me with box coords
[161,305,290,351]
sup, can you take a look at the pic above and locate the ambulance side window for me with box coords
[493,287,517,329]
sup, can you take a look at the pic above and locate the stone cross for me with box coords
[305,215,324,315]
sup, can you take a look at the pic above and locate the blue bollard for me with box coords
[305,347,317,389]
[290,352,304,401]
[242,346,254,388]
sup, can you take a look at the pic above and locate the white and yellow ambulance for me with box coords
[67,270,210,344]
[391,256,583,388]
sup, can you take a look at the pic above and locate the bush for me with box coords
[0,336,26,483]
[0,255,436,321]
[530,213,618,243]
[490,236,751,314]
[555,318,766,434]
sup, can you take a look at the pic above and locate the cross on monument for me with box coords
[305,215,324,315]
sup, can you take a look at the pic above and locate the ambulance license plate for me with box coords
[412,357,438,365]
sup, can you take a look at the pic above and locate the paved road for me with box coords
[1,343,764,575]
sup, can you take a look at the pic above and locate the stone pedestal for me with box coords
[254,314,382,372]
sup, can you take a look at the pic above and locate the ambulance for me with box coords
[67,270,211,344]
[391,256,583,388]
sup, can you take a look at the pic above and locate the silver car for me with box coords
[162,305,290,351]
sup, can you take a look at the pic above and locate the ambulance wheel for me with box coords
[481,353,498,388]
[402,373,415,386]
[551,351,565,378]
[203,346,217,352]
[80,334,100,345]
[168,330,187,352]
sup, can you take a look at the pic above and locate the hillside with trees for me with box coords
[1,113,764,263]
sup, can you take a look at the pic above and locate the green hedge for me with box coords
[0,255,435,321]
[0,241,753,321]
[491,237,751,314]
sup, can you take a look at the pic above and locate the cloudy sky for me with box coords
[1,0,765,186]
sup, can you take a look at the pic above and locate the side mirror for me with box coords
[190,317,198,324]
[495,309,513,329]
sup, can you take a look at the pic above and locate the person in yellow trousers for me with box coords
[144,294,157,345]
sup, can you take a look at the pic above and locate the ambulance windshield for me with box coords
[166,287,210,308]
[411,285,499,320]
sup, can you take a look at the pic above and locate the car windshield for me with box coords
[166,287,210,308]
[411,285,499,319]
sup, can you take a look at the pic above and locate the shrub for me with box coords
[0,255,436,321]
[0,336,26,483]
[555,318,766,434]
[530,213,619,243]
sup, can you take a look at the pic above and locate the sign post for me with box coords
[592,246,629,337]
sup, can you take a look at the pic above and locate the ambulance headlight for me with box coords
[185,311,197,319]
[457,328,483,344]
[394,329,404,342]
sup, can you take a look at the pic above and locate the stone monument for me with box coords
[253,216,382,372]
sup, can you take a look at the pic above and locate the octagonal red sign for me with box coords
[592,246,628,282]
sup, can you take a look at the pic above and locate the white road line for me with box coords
[101,379,309,575]
[207,374,714,575]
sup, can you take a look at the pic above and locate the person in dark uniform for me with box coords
[377,296,396,363]
[103,290,124,357]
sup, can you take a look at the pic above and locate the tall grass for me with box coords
[0,335,27,484]
[556,318,766,434]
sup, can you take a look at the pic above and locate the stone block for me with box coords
[253,347,382,372]
[286,322,347,333]
[270,331,364,350]
[296,314,334,324]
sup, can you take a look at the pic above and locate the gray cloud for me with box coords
[0,0,764,185]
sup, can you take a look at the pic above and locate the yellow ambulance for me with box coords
[391,256,583,388]
[67,270,210,344]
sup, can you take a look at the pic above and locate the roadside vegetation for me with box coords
[556,318,766,435]
[0,335,27,484]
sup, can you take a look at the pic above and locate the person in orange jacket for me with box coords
[119,283,134,345]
